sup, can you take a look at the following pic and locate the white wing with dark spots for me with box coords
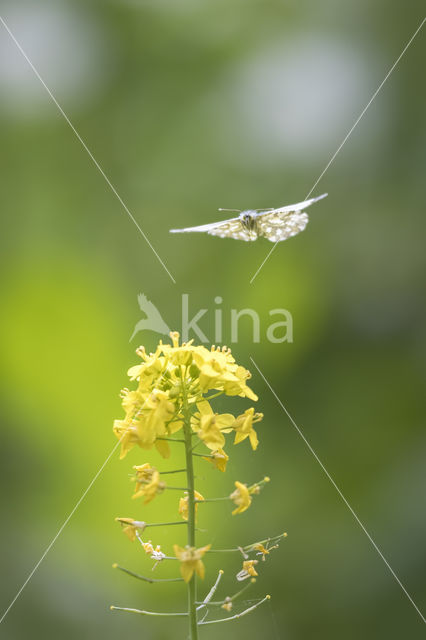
[254,193,327,243]
[207,219,257,241]
[170,216,257,241]
[256,211,309,243]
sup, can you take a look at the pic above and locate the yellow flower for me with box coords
[132,464,166,503]
[198,414,226,450]
[113,421,140,459]
[219,365,258,400]
[230,481,252,515]
[114,334,260,459]
[253,541,279,560]
[141,540,154,554]
[115,517,146,541]
[192,344,258,399]
[128,345,166,389]
[161,333,195,366]
[192,401,234,450]
[179,490,204,520]
[139,540,166,565]
[233,408,263,451]
[236,559,258,581]
[174,544,211,582]
[120,389,148,422]
[253,543,269,557]
[114,389,175,459]
[203,448,229,472]
[136,390,175,445]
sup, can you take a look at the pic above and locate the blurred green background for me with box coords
[1,1,425,638]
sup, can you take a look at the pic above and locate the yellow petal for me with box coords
[155,438,171,458]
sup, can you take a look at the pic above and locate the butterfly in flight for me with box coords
[170,193,327,243]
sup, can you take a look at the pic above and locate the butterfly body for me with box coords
[238,211,258,241]
[170,193,327,243]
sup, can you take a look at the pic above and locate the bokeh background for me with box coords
[0,1,425,638]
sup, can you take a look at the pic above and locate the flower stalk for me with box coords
[181,366,199,639]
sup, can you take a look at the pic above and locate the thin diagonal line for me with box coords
[0,439,121,624]
[0,15,176,285]
[249,356,426,625]
[249,16,425,284]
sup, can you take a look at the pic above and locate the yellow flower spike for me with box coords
[179,491,204,520]
[111,333,279,633]
[233,408,263,451]
[236,559,259,581]
[230,481,252,515]
[115,517,146,541]
[203,448,229,472]
[174,544,211,582]
[132,465,166,504]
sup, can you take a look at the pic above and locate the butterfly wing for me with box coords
[263,193,327,216]
[170,216,257,241]
[207,218,257,241]
[256,210,309,243]
[255,193,327,243]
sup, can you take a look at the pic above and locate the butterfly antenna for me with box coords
[218,208,241,213]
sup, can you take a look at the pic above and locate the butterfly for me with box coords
[170,193,327,243]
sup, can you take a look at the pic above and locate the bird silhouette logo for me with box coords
[129,294,171,342]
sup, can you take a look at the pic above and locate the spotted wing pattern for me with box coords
[170,217,257,241]
[256,210,309,243]
[207,219,257,241]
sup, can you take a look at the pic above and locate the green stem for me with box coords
[202,391,224,400]
[206,532,287,554]
[110,606,187,617]
[181,369,199,640]
[113,564,183,583]
[196,577,254,605]
[165,486,189,491]
[145,521,187,528]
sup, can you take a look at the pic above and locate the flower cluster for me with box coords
[110,333,285,637]
[113,332,262,462]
